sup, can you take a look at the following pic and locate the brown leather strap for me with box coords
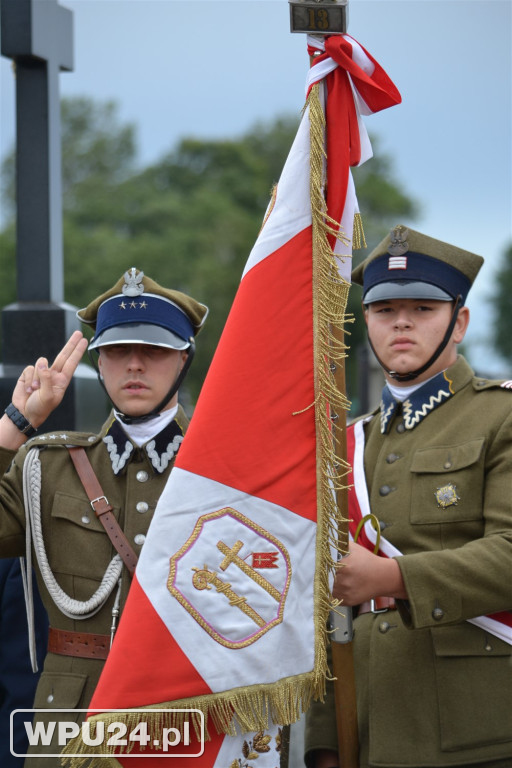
[358,596,397,616]
[48,627,110,660]
[67,447,138,576]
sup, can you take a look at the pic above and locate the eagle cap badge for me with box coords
[388,225,410,257]
[122,268,145,297]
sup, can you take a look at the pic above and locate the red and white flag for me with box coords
[64,34,400,768]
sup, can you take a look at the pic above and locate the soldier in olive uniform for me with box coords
[0,268,207,765]
[305,227,512,768]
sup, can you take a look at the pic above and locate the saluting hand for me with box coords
[11,331,89,430]
[333,541,407,606]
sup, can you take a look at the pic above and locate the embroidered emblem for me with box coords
[103,418,185,475]
[168,508,291,649]
[230,728,282,768]
[500,380,512,389]
[387,225,409,256]
[252,552,279,568]
[388,255,407,270]
[402,388,451,429]
[435,483,460,508]
[380,395,397,434]
[146,434,183,472]
[103,434,134,474]
[122,268,144,297]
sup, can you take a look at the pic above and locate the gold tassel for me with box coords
[352,211,367,250]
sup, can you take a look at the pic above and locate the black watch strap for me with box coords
[4,403,37,438]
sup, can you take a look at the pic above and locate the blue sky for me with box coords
[1,0,511,372]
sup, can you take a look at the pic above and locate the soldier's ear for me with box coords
[453,306,470,345]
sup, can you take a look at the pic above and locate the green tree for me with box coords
[1,97,418,406]
[492,242,512,362]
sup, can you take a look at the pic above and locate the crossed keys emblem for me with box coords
[168,508,292,648]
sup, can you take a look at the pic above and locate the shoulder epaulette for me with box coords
[25,430,100,448]
[472,377,512,392]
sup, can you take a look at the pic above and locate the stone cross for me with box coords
[1,0,73,302]
[0,0,107,431]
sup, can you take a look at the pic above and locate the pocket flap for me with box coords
[51,491,112,533]
[410,438,484,474]
[432,623,511,658]
[33,671,88,709]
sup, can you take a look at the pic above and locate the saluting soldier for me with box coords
[305,226,512,768]
[0,268,207,766]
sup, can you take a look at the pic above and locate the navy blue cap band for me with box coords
[363,252,472,304]
[93,293,194,344]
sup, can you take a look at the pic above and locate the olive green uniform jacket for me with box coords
[0,407,189,767]
[305,357,512,767]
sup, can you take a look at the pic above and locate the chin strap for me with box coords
[88,338,195,424]
[367,296,463,383]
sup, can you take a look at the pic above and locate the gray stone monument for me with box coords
[0,0,107,432]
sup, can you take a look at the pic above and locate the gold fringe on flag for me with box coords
[61,81,356,768]
[308,81,354,702]
[61,674,312,767]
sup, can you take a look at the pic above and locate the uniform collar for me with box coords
[380,356,472,434]
[101,409,187,475]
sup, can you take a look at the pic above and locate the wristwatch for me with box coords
[4,403,37,438]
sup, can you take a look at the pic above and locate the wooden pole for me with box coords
[330,352,359,766]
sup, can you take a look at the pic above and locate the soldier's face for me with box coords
[98,344,188,416]
[365,299,469,385]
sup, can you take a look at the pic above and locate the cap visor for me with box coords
[89,323,190,351]
[363,281,453,304]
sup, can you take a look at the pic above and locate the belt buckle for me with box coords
[370,598,389,614]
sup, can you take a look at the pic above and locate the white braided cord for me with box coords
[23,447,123,621]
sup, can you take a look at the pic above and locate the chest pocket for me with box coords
[409,438,485,524]
[48,491,118,578]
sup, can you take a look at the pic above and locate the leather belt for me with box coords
[358,596,397,615]
[48,627,110,660]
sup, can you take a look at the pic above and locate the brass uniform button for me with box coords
[432,607,444,621]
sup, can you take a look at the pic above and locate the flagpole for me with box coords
[289,1,359,764]
[330,354,359,768]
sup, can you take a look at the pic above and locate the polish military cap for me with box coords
[77,268,208,351]
[352,225,484,305]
